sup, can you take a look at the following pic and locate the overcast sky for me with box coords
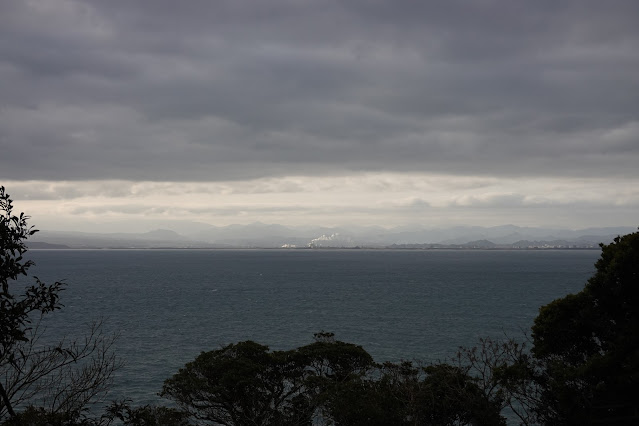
[1,0,638,232]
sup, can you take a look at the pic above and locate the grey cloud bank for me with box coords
[1,0,638,229]
[2,0,638,180]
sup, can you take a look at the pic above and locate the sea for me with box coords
[23,248,599,409]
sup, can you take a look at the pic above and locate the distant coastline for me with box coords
[27,224,631,251]
[28,244,601,251]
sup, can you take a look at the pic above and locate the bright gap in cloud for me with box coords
[5,173,638,233]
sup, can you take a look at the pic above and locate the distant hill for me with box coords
[34,230,221,249]
[463,239,498,248]
[27,241,72,249]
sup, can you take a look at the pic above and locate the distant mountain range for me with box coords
[26,224,636,250]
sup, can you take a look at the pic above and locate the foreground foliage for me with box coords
[162,333,506,425]
[529,230,639,424]
[161,333,375,426]
[0,187,120,424]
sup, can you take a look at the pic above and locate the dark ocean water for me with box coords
[23,249,599,407]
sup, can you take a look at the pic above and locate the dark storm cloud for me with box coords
[1,0,638,181]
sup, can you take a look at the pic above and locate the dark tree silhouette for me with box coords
[530,231,639,424]
[0,186,120,423]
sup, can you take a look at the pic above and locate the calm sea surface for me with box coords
[24,249,599,407]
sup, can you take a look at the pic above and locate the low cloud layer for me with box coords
[6,175,638,231]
